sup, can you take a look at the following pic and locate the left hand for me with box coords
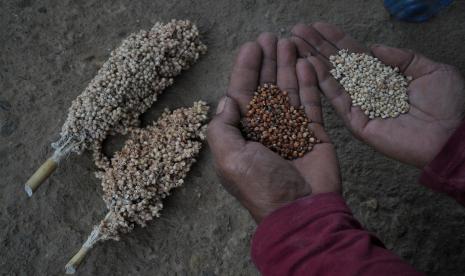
[291,22,465,168]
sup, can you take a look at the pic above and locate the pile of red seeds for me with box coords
[242,83,319,160]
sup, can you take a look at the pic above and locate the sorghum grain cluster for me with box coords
[53,20,207,156]
[242,84,319,160]
[329,49,410,119]
[93,101,209,241]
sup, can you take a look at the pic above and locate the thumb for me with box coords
[207,96,246,157]
[370,44,439,79]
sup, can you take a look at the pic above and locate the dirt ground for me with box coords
[1,0,465,275]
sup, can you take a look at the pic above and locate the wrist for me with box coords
[248,189,342,223]
[418,125,464,169]
[251,192,344,224]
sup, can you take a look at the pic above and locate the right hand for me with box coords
[207,33,341,223]
[291,22,465,168]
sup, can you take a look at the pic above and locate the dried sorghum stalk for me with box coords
[65,102,209,274]
[96,101,208,239]
[329,49,410,119]
[56,19,207,156]
[25,20,206,196]
[242,84,319,160]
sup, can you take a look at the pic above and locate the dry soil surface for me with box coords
[1,0,465,275]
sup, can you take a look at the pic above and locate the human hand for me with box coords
[291,22,465,168]
[207,33,341,223]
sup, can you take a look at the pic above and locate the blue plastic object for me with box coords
[384,0,453,22]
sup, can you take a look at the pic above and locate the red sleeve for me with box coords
[420,121,465,205]
[251,193,423,276]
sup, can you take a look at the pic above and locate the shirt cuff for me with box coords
[251,192,351,267]
[420,121,465,204]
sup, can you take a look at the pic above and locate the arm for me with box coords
[207,34,421,275]
[252,193,423,276]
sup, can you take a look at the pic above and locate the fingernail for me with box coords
[216,96,228,114]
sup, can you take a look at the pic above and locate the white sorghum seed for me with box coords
[329,49,410,119]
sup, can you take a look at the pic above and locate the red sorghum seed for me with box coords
[241,83,319,160]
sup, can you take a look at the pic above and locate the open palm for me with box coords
[292,22,465,168]
[207,33,340,222]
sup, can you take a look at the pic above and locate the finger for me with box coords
[291,23,339,59]
[296,58,331,143]
[306,56,347,109]
[296,59,323,124]
[290,36,330,66]
[227,42,262,115]
[257,32,278,85]
[370,44,439,79]
[312,22,369,54]
[277,39,300,107]
[207,96,246,158]
[308,56,368,136]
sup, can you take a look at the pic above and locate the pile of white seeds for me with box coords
[53,20,207,156]
[93,101,209,241]
[329,49,411,119]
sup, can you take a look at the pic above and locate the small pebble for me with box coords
[0,99,11,111]
[364,198,379,211]
[1,119,17,137]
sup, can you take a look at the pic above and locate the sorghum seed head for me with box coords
[96,102,209,240]
[54,20,207,157]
